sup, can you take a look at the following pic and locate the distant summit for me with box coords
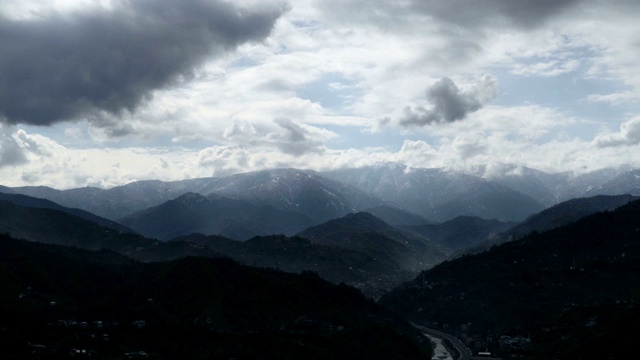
[323,164,545,222]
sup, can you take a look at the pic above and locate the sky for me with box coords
[2,0,640,189]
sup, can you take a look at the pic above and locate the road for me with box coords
[412,323,473,360]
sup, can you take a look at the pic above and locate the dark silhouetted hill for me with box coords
[402,215,513,253]
[299,212,448,272]
[502,194,638,241]
[379,199,640,359]
[119,192,313,240]
[0,234,432,359]
[171,233,399,297]
[0,200,223,262]
[0,192,134,233]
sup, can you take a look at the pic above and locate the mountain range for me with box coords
[4,163,637,240]
[324,163,545,222]
[3,162,640,358]
[2,163,640,285]
[0,195,430,297]
[468,164,624,206]
[584,168,640,197]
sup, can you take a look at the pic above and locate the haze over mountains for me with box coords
[3,163,639,257]
[7,177,217,220]
[5,163,637,227]
[2,162,639,260]
[2,162,638,284]
[2,162,640,358]
[324,163,546,222]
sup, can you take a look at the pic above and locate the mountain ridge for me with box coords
[379,198,640,359]
[119,192,314,240]
[298,211,448,272]
[323,163,546,222]
[2,163,634,226]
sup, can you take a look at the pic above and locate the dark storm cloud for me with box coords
[88,113,137,138]
[411,0,581,29]
[400,76,496,126]
[320,0,582,31]
[0,0,286,126]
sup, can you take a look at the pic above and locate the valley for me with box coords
[2,162,640,359]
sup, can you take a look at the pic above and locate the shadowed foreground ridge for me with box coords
[379,199,640,359]
[0,233,431,359]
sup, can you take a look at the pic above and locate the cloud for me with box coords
[0,130,28,167]
[595,117,640,148]
[399,75,497,126]
[0,0,286,126]
[451,137,487,161]
[394,140,438,166]
[0,126,55,167]
[511,59,580,77]
[195,143,324,178]
[588,91,640,105]
[411,0,581,30]
[222,118,332,157]
[318,0,581,31]
[197,146,251,177]
[64,126,84,140]
[273,118,327,156]
[87,113,137,140]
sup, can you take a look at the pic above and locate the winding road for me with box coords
[412,323,472,360]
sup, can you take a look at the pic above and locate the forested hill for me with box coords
[379,199,640,359]
[0,233,431,359]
